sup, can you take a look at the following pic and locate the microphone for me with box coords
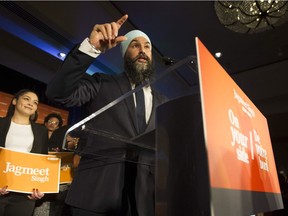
[162,56,177,65]
[162,55,198,78]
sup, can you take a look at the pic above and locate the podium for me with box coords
[61,38,283,216]
[155,94,210,215]
[154,38,283,216]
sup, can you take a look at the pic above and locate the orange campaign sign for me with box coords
[0,147,61,193]
[49,151,74,184]
[196,37,281,193]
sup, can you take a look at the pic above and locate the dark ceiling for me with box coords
[1,1,288,150]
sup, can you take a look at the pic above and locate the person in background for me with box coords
[44,113,63,138]
[44,112,64,151]
[44,112,78,152]
[34,112,73,216]
[0,89,48,216]
[46,14,167,216]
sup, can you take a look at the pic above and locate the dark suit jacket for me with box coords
[0,116,48,154]
[46,45,166,215]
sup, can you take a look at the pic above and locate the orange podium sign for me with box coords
[196,37,282,215]
[196,37,280,193]
[0,147,60,193]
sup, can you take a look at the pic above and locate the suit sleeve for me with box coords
[46,44,101,107]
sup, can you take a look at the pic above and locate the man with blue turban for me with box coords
[46,14,166,216]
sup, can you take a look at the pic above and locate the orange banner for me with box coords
[0,147,60,193]
[196,37,281,193]
[49,151,74,184]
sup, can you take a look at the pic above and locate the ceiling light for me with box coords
[57,52,66,59]
[215,52,222,58]
[214,0,288,33]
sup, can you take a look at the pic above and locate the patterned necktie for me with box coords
[135,84,146,134]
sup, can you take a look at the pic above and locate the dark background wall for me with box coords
[1,64,47,102]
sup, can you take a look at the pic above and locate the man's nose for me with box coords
[139,45,146,53]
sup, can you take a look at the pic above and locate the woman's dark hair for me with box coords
[44,113,63,127]
[6,89,39,122]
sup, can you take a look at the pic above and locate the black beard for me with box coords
[124,54,155,85]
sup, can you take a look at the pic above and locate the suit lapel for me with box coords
[113,73,138,134]
[113,73,163,135]
[145,89,159,132]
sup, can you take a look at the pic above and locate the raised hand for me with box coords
[89,14,128,52]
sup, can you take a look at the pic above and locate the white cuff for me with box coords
[78,38,101,58]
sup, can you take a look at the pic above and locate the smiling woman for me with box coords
[0,89,49,216]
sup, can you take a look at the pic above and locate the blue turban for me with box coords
[120,30,151,57]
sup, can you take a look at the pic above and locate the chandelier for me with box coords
[214,0,288,33]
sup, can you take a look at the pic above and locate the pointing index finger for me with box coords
[117,14,128,28]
